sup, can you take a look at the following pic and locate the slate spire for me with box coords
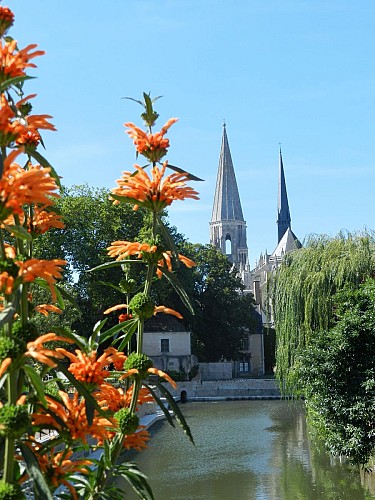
[211,123,244,223]
[277,148,291,243]
[210,124,249,282]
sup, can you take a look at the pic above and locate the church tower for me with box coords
[210,124,250,281]
[277,148,292,243]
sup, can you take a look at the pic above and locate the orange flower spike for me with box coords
[29,208,65,235]
[0,7,14,36]
[122,428,150,451]
[0,39,44,81]
[103,303,128,315]
[154,305,183,319]
[34,304,63,316]
[112,162,199,212]
[18,258,66,301]
[107,240,157,261]
[147,367,177,389]
[0,357,11,377]
[25,333,74,368]
[55,348,111,386]
[0,272,14,295]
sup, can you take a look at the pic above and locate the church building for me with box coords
[210,124,301,375]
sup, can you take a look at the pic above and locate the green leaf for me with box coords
[109,192,145,207]
[55,284,80,311]
[4,224,32,241]
[117,463,154,500]
[155,380,195,444]
[116,321,139,351]
[0,75,33,92]
[97,280,124,293]
[167,163,204,182]
[23,364,47,406]
[50,326,87,351]
[100,318,138,345]
[157,266,195,315]
[18,442,54,500]
[24,147,62,189]
[0,304,16,327]
[156,214,179,260]
[88,259,144,273]
[143,383,175,428]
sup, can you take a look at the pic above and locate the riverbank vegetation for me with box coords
[272,232,375,467]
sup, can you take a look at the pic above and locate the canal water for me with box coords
[124,400,374,499]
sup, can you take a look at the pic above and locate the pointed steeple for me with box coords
[210,124,249,286]
[277,148,291,243]
[211,124,244,223]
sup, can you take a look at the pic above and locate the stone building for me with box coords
[143,315,197,376]
[210,125,301,375]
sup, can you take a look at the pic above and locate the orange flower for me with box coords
[0,93,55,147]
[0,7,14,36]
[156,251,196,278]
[28,206,65,235]
[24,333,74,368]
[0,357,11,377]
[34,448,91,500]
[34,304,62,316]
[125,117,177,162]
[119,312,133,323]
[55,346,126,387]
[120,364,177,389]
[32,391,113,444]
[103,303,128,315]
[0,39,44,82]
[0,156,60,219]
[96,383,152,413]
[122,427,150,451]
[107,240,157,260]
[112,162,199,212]
[154,305,183,319]
[17,258,66,301]
[0,271,14,295]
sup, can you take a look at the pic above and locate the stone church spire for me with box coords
[277,148,291,243]
[210,124,249,276]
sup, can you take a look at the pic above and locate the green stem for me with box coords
[137,319,144,355]
[3,370,17,483]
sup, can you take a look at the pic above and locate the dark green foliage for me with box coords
[180,243,257,362]
[273,232,375,466]
[299,278,375,466]
[0,404,30,438]
[33,184,148,337]
[0,481,23,500]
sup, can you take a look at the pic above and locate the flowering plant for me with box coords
[0,7,199,499]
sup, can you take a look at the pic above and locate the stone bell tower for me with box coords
[210,124,250,287]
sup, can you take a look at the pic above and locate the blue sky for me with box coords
[6,0,375,267]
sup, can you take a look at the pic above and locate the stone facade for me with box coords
[169,378,281,399]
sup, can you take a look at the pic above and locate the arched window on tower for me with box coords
[225,235,232,255]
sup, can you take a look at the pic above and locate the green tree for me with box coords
[300,279,375,466]
[272,231,375,466]
[33,184,149,337]
[182,243,257,361]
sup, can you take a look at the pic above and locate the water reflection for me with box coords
[122,400,374,499]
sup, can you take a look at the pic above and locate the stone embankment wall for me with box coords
[170,378,281,400]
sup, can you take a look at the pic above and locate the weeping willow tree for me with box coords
[272,231,375,393]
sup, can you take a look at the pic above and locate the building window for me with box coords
[241,336,249,351]
[239,361,250,372]
[161,339,170,353]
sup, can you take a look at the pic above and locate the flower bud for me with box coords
[129,292,155,320]
[124,352,153,378]
[114,408,139,435]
